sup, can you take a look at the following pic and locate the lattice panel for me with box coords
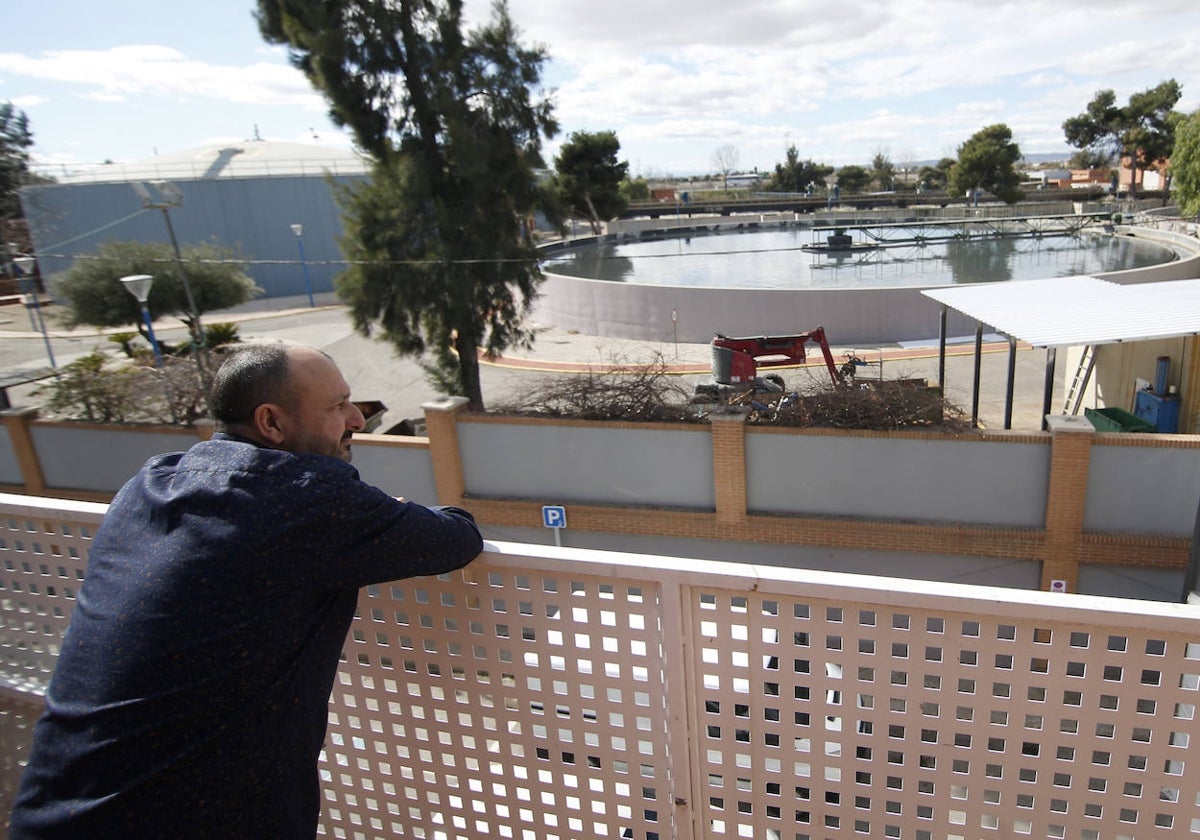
[687,588,1200,840]
[0,692,43,824]
[6,494,1200,840]
[0,507,97,695]
[320,564,676,840]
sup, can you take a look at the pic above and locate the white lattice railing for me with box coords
[4,493,1200,840]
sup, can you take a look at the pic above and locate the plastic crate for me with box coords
[1084,406,1155,433]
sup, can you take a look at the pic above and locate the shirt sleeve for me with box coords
[285,468,484,589]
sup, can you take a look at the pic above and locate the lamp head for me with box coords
[290,224,303,237]
[120,274,155,303]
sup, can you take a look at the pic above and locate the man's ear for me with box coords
[251,403,288,446]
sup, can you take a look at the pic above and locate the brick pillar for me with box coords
[1041,414,1095,593]
[422,396,471,506]
[710,407,749,526]
[1,408,46,494]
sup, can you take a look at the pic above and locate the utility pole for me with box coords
[132,182,210,388]
[3,243,57,370]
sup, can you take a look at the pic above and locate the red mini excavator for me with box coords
[708,327,845,393]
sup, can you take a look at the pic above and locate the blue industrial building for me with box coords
[20,141,371,303]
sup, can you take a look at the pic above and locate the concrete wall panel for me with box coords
[457,421,715,508]
[1085,443,1200,536]
[0,425,19,485]
[350,437,438,506]
[746,431,1050,526]
[30,425,195,494]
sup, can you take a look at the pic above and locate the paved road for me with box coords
[0,297,1063,432]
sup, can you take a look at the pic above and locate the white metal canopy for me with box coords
[922,276,1200,348]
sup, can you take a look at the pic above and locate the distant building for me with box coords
[20,141,372,302]
[1069,169,1114,189]
[725,173,765,189]
[1118,154,1170,191]
[1028,169,1071,188]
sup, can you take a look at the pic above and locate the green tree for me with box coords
[620,176,650,202]
[1170,109,1200,217]
[770,144,833,193]
[554,130,629,234]
[835,164,872,193]
[0,102,50,266]
[1067,148,1113,171]
[1,101,34,220]
[1063,80,1183,198]
[949,124,1024,204]
[870,150,896,191]
[258,0,557,410]
[917,157,955,192]
[53,240,261,344]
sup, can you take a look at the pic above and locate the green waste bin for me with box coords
[1084,407,1155,433]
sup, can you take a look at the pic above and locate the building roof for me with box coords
[44,140,373,185]
[922,276,1200,347]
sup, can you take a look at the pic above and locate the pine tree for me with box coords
[1,101,35,220]
[257,0,558,409]
[949,125,1023,205]
[1063,80,1183,198]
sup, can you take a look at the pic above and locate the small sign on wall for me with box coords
[542,505,567,548]
[1050,579,1067,593]
[542,506,566,529]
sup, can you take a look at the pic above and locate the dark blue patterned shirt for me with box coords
[11,433,482,839]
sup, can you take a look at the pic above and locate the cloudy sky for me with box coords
[3,0,1198,178]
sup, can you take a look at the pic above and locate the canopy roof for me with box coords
[922,276,1200,348]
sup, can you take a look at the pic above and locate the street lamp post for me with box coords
[119,274,163,367]
[11,255,57,370]
[290,224,315,308]
[132,182,209,385]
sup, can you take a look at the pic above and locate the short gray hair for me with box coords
[208,344,294,431]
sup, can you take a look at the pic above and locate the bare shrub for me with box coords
[492,349,972,432]
[35,351,209,425]
[742,380,973,432]
[492,351,704,423]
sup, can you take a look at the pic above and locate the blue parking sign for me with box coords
[542,505,567,529]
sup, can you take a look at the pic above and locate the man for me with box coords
[10,344,483,839]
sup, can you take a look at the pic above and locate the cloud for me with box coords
[83,92,127,104]
[11,0,1199,174]
[520,0,1198,169]
[0,45,325,111]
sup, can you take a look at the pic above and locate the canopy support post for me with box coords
[1004,336,1018,429]
[971,323,983,428]
[938,306,947,389]
[1042,347,1057,431]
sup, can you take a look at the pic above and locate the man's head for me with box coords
[210,344,365,462]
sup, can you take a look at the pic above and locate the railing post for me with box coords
[657,577,699,840]
[1,408,46,494]
[1042,414,1095,592]
[422,396,471,506]
[710,406,748,525]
